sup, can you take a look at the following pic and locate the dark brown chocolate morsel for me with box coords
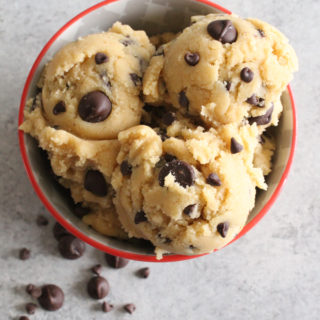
[162,111,176,126]
[74,203,90,218]
[53,223,70,241]
[84,170,108,197]
[184,52,200,66]
[26,284,35,295]
[240,67,254,83]
[248,106,274,125]
[158,160,195,188]
[78,91,112,123]
[246,94,265,108]
[120,160,132,177]
[102,301,114,312]
[25,303,37,315]
[26,284,42,299]
[19,316,30,320]
[19,248,30,260]
[105,253,129,268]
[36,215,49,226]
[95,52,108,64]
[230,137,243,154]
[124,303,136,314]
[134,210,147,224]
[137,267,150,278]
[206,173,222,186]
[179,91,189,109]
[257,29,265,37]
[225,81,232,91]
[38,284,64,311]
[183,204,197,216]
[58,235,85,260]
[130,73,142,86]
[87,276,110,300]
[217,222,229,238]
[207,20,237,44]
[91,264,102,276]
[53,101,66,115]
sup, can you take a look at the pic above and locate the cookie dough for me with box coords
[111,118,267,255]
[143,14,298,130]
[42,22,154,140]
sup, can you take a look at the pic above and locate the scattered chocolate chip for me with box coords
[137,267,150,278]
[78,91,112,123]
[162,111,176,126]
[134,210,147,224]
[53,101,66,115]
[95,52,108,64]
[179,91,189,109]
[230,137,243,154]
[53,223,70,241]
[84,169,108,197]
[38,284,64,311]
[206,173,222,186]
[246,94,265,107]
[158,160,195,188]
[130,73,142,86]
[25,303,37,315]
[36,215,49,226]
[248,106,274,125]
[217,222,229,237]
[257,29,265,37]
[26,284,35,295]
[30,287,42,299]
[105,253,129,268]
[120,161,132,177]
[207,20,238,44]
[19,248,30,260]
[163,153,177,162]
[102,301,114,312]
[240,67,254,83]
[183,204,197,216]
[225,81,232,91]
[58,235,85,260]
[19,316,29,320]
[87,276,110,299]
[184,52,200,66]
[124,303,136,314]
[74,203,90,218]
[91,264,102,276]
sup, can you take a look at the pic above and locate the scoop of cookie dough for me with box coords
[143,14,298,130]
[42,22,154,140]
[111,120,266,256]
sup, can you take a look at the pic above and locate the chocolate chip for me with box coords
[19,317,29,320]
[248,106,274,125]
[240,67,254,83]
[25,303,37,315]
[102,301,114,312]
[207,20,238,44]
[225,81,232,91]
[184,52,200,66]
[38,284,64,311]
[206,173,222,186]
[130,73,142,86]
[105,253,129,268]
[84,169,108,197]
[30,287,42,299]
[257,29,265,37]
[217,222,229,237]
[19,248,30,260]
[58,235,85,260]
[162,111,176,126]
[53,223,70,241]
[26,284,35,295]
[78,91,112,123]
[87,276,110,299]
[134,210,148,225]
[163,153,177,162]
[95,52,108,64]
[179,91,189,109]
[183,204,197,216]
[230,138,243,154]
[36,215,49,226]
[158,160,195,188]
[92,264,102,276]
[74,203,90,218]
[120,161,132,176]
[137,267,150,278]
[124,303,136,314]
[246,94,265,107]
[53,101,66,115]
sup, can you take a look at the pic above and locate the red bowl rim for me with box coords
[18,0,296,262]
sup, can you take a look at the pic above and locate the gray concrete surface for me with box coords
[0,0,319,319]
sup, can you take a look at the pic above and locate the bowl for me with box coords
[18,0,296,262]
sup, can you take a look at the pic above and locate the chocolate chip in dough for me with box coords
[87,276,110,300]
[207,20,237,44]
[183,204,197,216]
[58,235,85,260]
[120,161,132,177]
[248,106,274,125]
[134,211,147,224]
[217,222,229,238]
[84,170,108,197]
[95,52,108,64]
[158,160,195,188]
[225,81,232,91]
[124,303,136,314]
[184,52,200,66]
[240,67,254,83]
[179,91,189,109]
[78,91,112,123]
[102,301,114,312]
[246,94,265,108]
[38,284,64,311]
[206,173,222,186]
[257,29,265,37]
[53,101,66,115]
[19,248,30,260]
[230,137,243,154]
[74,203,90,218]
[105,253,129,268]
[130,73,142,86]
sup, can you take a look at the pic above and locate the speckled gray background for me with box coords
[0,0,319,319]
